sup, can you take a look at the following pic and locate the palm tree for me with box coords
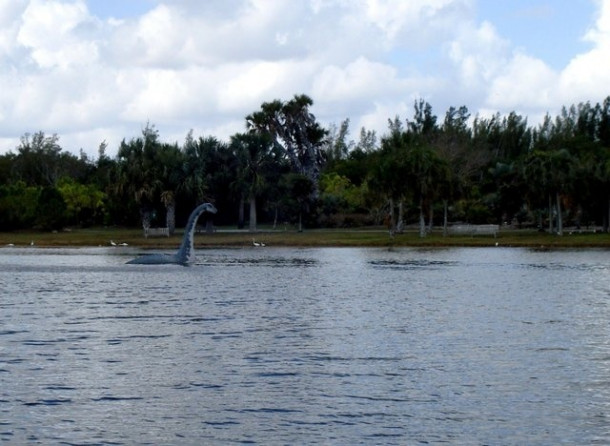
[281,173,314,232]
[599,154,610,232]
[155,143,184,235]
[160,190,176,234]
[115,135,159,229]
[405,144,444,237]
[230,132,278,232]
[181,134,214,204]
[523,149,573,235]
[246,94,327,198]
[368,128,410,235]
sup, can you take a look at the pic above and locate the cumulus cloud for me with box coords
[448,21,511,89]
[559,0,610,103]
[363,0,474,48]
[0,0,608,156]
[0,1,28,59]
[487,53,557,110]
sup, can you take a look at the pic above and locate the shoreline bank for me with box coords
[1,227,609,249]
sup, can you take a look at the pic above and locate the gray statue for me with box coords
[127,202,217,265]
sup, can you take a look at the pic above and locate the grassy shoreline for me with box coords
[1,227,609,249]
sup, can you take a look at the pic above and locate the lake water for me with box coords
[0,246,609,445]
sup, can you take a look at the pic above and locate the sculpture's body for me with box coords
[127,203,217,265]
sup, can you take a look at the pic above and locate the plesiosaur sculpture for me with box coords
[127,202,217,265]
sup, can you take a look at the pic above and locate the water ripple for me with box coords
[0,247,608,445]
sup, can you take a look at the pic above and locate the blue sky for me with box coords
[86,0,597,68]
[0,0,609,156]
[477,0,595,68]
[86,0,154,19]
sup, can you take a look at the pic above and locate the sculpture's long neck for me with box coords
[175,205,206,263]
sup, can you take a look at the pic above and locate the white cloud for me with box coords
[363,0,474,47]
[448,21,511,89]
[311,56,444,125]
[0,1,28,59]
[313,57,400,102]
[487,53,557,110]
[584,0,610,45]
[122,69,193,121]
[444,0,610,121]
[358,100,411,135]
[0,0,609,156]
[559,0,610,104]
[218,61,298,112]
[17,0,100,69]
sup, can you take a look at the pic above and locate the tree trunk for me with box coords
[428,204,433,233]
[419,196,426,238]
[548,194,553,234]
[141,209,151,230]
[443,199,448,237]
[237,195,245,229]
[396,200,404,233]
[205,219,214,234]
[249,195,257,232]
[273,205,278,229]
[388,198,395,236]
[298,210,303,232]
[556,192,563,236]
[166,201,176,235]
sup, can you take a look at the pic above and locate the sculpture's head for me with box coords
[202,203,218,214]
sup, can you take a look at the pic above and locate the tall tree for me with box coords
[0,182,39,230]
[356,126,378,153]
[523,149,573,235]
[155,142,184,234]
[230,132,278,232]
[323,118,353,163]
[369,124,410,235]
[405,144,446,237]
[408,99,438,139]
[404,102,450,236]
[12,132,90,187]
[281,173,314,232]
[115,123,162,229]
[436,105,478,233]
[246,94,327,197]
[36,186,67,231]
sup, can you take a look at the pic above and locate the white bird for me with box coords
[30,240,34,246]
[119,242,129,246]
[110,240,117,246]
[252,239,260,247]
[6,243,14,247]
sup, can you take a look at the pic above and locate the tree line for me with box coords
[1,94,609,235]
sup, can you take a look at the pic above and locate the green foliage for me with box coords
[36,187,67,231]
[0,182,39,230]
[319,172,370,227]
[57,178,106,227]
[246,94,327,196]
[459,199,494,224]
[12,132,91,186]
[230,132,279,231]
[2,95,610,233]
[320,173,365,211]
[280,173,315,230]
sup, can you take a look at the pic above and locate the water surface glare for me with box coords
[1,246,609,444]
